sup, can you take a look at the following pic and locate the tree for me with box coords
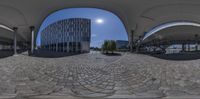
[102,40,109,54]
[110,40,116,53]
[102,40,116,54]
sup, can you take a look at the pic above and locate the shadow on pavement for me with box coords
[32,50,84,58]
[150,52,200,61]
[0,49,27,58]
[102,53,122,56]
[0,50,14,58]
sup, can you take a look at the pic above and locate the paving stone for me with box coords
[0,52,200,98]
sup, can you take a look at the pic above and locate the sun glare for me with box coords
[96,18,104,24]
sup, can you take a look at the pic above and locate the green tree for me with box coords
[101,44,105,53]
[102,40,109,54]
[102,40,116,54]
[110,40,116,53]
[107,41,112,52]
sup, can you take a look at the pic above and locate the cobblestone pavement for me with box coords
[0,52,200,98]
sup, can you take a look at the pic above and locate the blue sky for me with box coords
[36,8,128,47]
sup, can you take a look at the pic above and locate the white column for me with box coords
[13,27,18,55]
[30,26,35,54]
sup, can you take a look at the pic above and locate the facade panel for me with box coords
[40,18,91,53]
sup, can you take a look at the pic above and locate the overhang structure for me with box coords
[0,0,200,46]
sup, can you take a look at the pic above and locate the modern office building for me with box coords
[115,40,129,50]
[40,18,91,53]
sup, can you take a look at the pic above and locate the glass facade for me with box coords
[116,40,129,49]
[41,18,91,53]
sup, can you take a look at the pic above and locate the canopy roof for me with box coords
[0,0,200,43]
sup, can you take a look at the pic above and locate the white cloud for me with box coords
[91,34,97,37]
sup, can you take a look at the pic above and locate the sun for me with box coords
[96,19,104,24]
